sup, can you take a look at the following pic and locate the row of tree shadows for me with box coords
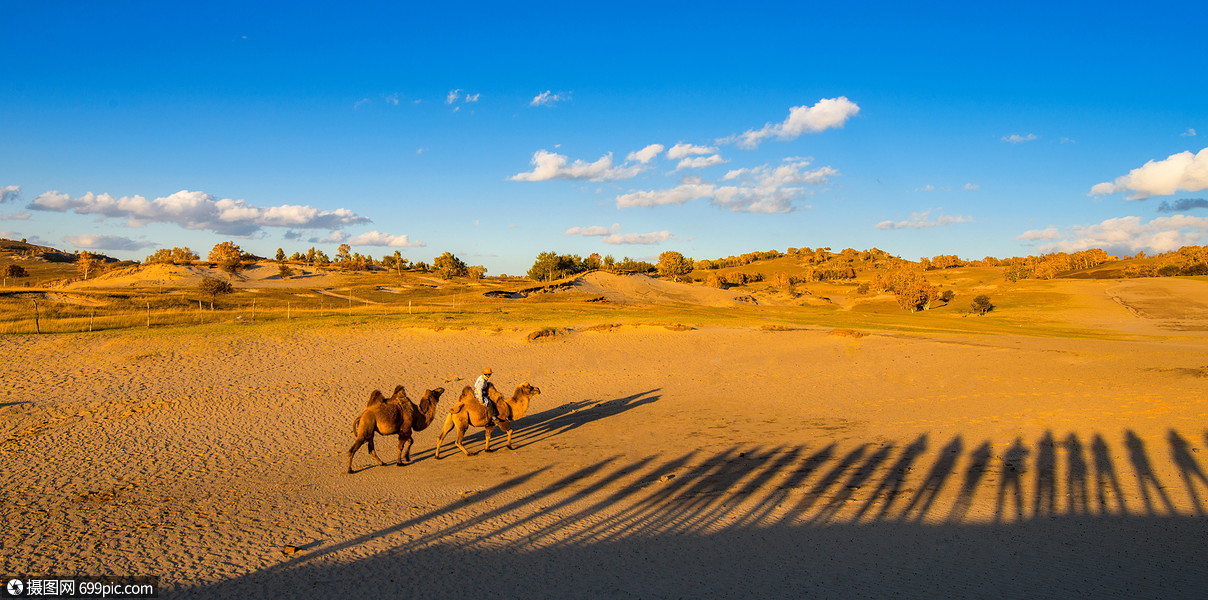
[194,394,1208,597]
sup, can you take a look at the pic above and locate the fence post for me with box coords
[33,300,40,334]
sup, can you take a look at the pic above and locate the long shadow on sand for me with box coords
[409,389,662,462]
[186,429,1208,599]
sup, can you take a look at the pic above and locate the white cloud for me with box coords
[1181,128,1197,137]
[565,224,621,236]
[964,183,980,191]
[1,185,20,204]
[875,210,972,230]
[346,231,426,247]
[675,154,727,171]
[385,93,400,106]
[603,231,674,245]
[530,90,570,107]
[354,98,371,110]
[509,150,647,182]
[1016,227,1061,241]
[64,234,154,251]
[617,159,836,213]
[446,89,462,104]
[28,189,370,236]
[464,93,480,103]
[915,184,937,192]
[311,231,348,244]
[667,143,717,160]
[714,159,837,213]
[1089,147,1208,200]
[626,144,664,164]
[616,180,716,208]
[1032,215,1208,254]
[1002,133,1038,144]
[1,211,31,220]
[730,97,860,149]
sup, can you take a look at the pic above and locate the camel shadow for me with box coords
[509,388,662,449]
[421,389,662,458]
[0,401,30,409]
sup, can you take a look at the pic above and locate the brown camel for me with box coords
[347,386,445,473]
[434,381,541,458]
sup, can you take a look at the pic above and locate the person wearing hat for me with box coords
[473,367,497,425]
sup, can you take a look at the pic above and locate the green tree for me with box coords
[971,294,994,315]
[336,243,352,263]
[433,252,468,279]
[208,241,244,275]
[657,251,694,282]
[198,277,234,308]
[275,248,286,262]
[171,247,198,264]
[77,251,100,280]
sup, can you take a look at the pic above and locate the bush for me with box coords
[940,289,955,303]
[1157,264,1181,277]
[1182,263,1208,276]
[2,264,28,278]
[971,294,994,315]
[433,252,468,279]
[656,251,694,282]
[199,278,234,299]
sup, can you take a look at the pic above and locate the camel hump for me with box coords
[366,389,386,407]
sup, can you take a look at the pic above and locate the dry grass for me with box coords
[829,328,868,338]
[526,326,565,341]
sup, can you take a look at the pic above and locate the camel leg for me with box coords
[399,434,413,465]
[484,424,493,452]
[347,439,366,473]
[435,415,455,459]
[454,423,473,456]
[367,436,387,466]
[504,423,515,450]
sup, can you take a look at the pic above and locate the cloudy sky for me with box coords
[3,2,1206,275]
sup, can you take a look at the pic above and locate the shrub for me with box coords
[940,289,955,303]
[656,251,694,282]
[1181,263,1208,276]
[1157,264,1181,277]
[198,278,234,301]
[2,264,28,278]
[208,242,244,275]
[433,252,468,279]
[971,294,994,315]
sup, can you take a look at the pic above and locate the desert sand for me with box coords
[3,277,1208,598]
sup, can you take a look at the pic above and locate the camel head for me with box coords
[419,387,445,410]
[519,382,541,397]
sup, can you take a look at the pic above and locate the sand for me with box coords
[3,285,1208,598]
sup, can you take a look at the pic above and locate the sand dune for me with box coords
[3,313,1208,597]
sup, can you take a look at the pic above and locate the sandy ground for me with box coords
[3,283,1208,598]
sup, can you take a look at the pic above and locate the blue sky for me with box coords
[3,1,1206,275]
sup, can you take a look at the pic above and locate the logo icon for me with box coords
[6,579,24,596]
